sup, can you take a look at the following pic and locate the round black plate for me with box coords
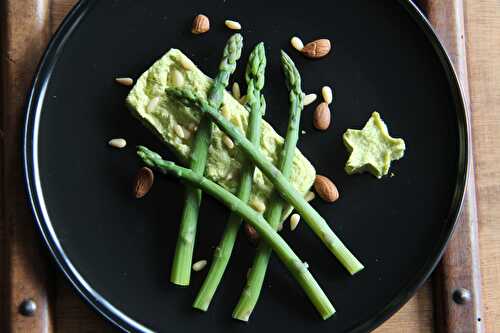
[24,0,468,332]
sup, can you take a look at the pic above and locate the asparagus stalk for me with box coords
[170,34,243,286]
[164,87,364,275]
[233,51,303,321]
[193,43,267,311]
[137,146,335,320]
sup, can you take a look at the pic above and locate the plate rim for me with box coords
[22,0,470,332]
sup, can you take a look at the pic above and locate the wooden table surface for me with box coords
[3,0,500,331]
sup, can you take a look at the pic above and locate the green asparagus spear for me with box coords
[193,43,267,311]
[233,51,303,321]
[137,146,335,320]
[171,34,243,286]
[164,87,364,275]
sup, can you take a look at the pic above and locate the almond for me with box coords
[301,39,331,59]
[133,167,154,198]
[313,102,331,130]
[244,223,260,245]
[192,14,210,34]
[314,175,339,203]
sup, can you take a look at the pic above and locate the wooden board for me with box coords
[2,0,500,332]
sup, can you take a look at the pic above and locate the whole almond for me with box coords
[133,167,154,198]
[314,175,339,203]
[244,223,260,245]
[192,14,210,34]
[301,39,331,59]
[313,102,331,130]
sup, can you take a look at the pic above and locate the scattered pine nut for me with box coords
[277,222,284,232]
[305,191,316,202]
[223,135,235,149]
[108,138,127,149]
[225,20,242,30]
[115,77,134,86]
[147,96,161,113]
[303,93,317,106]
[171,70,185,87]
[301,130,306,135]
[290,213,301,231]
[174,124,185,139]
[232,82,241,99]
[192,260,208,272]
[239,95,248,105]
[250,199,266,213]
[291,36,304,51]
[322,86,333,104]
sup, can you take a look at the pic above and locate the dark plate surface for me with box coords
[24,0,468,332]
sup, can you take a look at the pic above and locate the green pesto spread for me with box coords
[343,112,405,178]
[126,49,316,218]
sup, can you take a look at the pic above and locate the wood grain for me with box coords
[1,0,54,332]
[3,0,500,332]
[423,1,485,333]
[463,2,500,332]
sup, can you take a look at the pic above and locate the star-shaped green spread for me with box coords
[343,112,405,178]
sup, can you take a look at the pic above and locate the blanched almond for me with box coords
[314,175,339,203]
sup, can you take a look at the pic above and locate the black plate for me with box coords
[23,0,468,332]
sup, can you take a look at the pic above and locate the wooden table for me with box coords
[2,0,499,332]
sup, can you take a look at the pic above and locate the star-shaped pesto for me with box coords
[343,112,405,178]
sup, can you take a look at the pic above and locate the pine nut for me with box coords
[223,135,234,149]
[290,213,301,231]
[303,93,317,106]
[225,20,242,30]
[239,95,247,105]
[291,36,304,51]
[180,57,195,70]
[147,96,161,113]
[115,77,134,86]
[108,138,127,149]
[171,70,184,87]
[174,124,185,139]
[192,260,208,272]
[322,86,333,104]
[250,199,266,213]
[232,82,241,99]
[221,105,231,119]
[305,191,316,202]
